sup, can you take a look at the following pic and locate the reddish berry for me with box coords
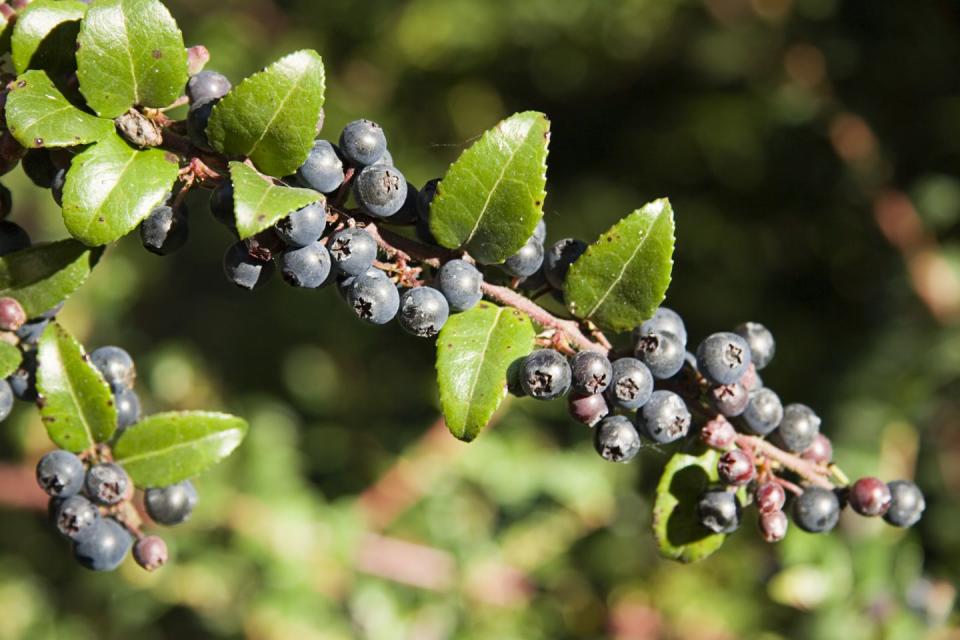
[701,416,736,450]
[718,449,755,486]
[568,392,609,427]
[849,477,892,517]
[711,383,749,417]
[0,296,26,331]
[759,510,788,542]
[133,535,169,571]
[755,482,786,514]
[739,363,761,391]
[801,433,833,465]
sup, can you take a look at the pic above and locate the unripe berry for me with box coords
[84,463,129,506]
[801,434,833,465]
[697,489,741,534]
[570,351,612,395]
[734,321,776,370]
[883,480,925,528]
[133,535,169,571]
[0,296,26,331]
[605,357,653,410]
[710,382,749,417]
[793,487,841,533]
[759,510,788,542]
[594,415,642,463]
[717,449,755,486]
[568,392,609,427]
[755,482,786,515]
[637,390,691,444]
[634,330,685,379]
[700,416,736,450]
[520,349,571,400]
[849,477,892,517]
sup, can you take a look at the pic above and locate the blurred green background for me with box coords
[0,0,958,637]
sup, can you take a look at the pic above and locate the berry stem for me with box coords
[735,434,834,490]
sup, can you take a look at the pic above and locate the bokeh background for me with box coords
[0,0,958,638]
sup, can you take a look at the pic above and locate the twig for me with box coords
[735,434,834,490]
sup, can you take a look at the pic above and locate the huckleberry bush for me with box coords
[0,0,923,570]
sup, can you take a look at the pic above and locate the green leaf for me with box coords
[229,161,323,239]
[429,111,549,265]
[36,322,117,451]
[436,302,535,441]
[564,198,675,333]
[0,342,22,379]
[207,50,325,177]
[652,447,727,563]
[0,240,103,318]
[11,0,86,76]
[61,132,179,246]
[113,411,248,487]
[6,70,113,148]
[76,0,188,117]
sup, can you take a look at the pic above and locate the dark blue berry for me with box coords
[55,494,100,540]
[145,481,198,526]
[223,242,274,290]
[276,201,327,247]
[345,271,400,325]
[329,227,377,276]
[520,349,572,400]
[354,165,407,218]
[594,415,642,463]
[502,238,544,278]
[775,403,820,453]
[296,140,344,194]
[209,181,235,231]
[51,167,66,206]
[635,307,687,347]
[36,450,85,497]
[883,480,925,527]
[339,119,387,167]
[0,183,11,218]
[437,259,482,312]
[606,357,653,410]
[186,70,231,104]
[73,517,132,571]
[742,388,783,435]
[637,390,691,444]
[696,332,751,385]
[543,238,587,289]
[398,286,449,337]
[85,463,128,506]
[140,204,189,256]
[187,98,217,150]
[568,392,609,427]
[387,182,420,224]
[634,330,686,379]
[22,149,56,188]
[793,487,841,533]
[0,220,30,256]
[8,350,37,401]
[570,351,612,395]
[0,379,12,421]
[90,346,136,393]
[115,388,141,433]
[372,148,394,166]
[277,241,331,288]
[417,178,440,219]
[698,489,742,534]
[532,218,546,244]
[734,322,775,370]
[16,318,48,347]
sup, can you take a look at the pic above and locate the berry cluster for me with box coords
[509,307,926,541]
[33,346,198,572]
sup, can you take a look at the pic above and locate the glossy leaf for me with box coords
[565,198,675,333]
[429,111,549,264]
[76,0,188,117]
[11,0,86,76]
[113,411,249,487]
[652,448,726,563]
[0,342,22,379]
[229,161,323,239]
[61,132,179,246]
[0,240,103,318]
[36,322,117,451]
[207,50,325,177]
[6,70,113,148]
[436,302,535,441]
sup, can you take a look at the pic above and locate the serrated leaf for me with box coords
[207,50,325,177]
[113,411,248,486]
[0,342,22,379]
[436,302,535,441]
[11,0,86,76]
[565,198,675,333]
[6,70,113,148]
[429,111,549,265]
[0,240,103,318]
[229,161,323,239]
[36,322,117,451]
[652,448,727,563]
[76,0,188,117]
[61,132,179,246]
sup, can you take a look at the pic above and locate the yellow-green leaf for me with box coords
[6,70,114,148]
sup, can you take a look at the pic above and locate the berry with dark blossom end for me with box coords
[883,480,925,527]
[756,482,786,514]
[54,494,101,540]
[187,70,231,104]
[339,119,387,167]
[354,164,408,218]
[209,180,235,231]
[696,332,751,385]
[85,463,129,506]
[277,241,331,288]
[90,346,136,393]
[634,307,687,347]
[115,388,141,433]
[502,238,544,278]
[734,322,776,370]
[141,204,189,256]
[0,296,26,331]
[759,510,788,542]
[275,202,327,248]
[145,481,198,526]
[697,489,742,534]
[297,139,345,194]
[568,392,609,427]
[793,487,841,533]
[717,449,755,486]
[544,238,587,289]
[637,390,691,444]
[520,349,572,400]
[345,271,400,325]
[700,415,736,450]
[36,450,85,497]
[775,403,821,453]
[606,357,654,410]
[73,517,132,571]
[711,383,749,417]
[0,220,30,256]
[594,415,642,462]
[398,286,449,337]
[742,387,783,435]
[849,477,892,517]
[437,259,483,312]
[223,241,275,290]
[133,535,169,571]
[570,351,613,395]
[634,330,685,379]
[801,433,833,465]
[329,227,377,277]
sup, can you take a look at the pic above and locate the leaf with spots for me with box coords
[113,411,248,486]
[11,0,86,80]
[0,342,21,380]
[207,50,325,177]
[229,161,323,239]
[36,322,118,451]
[436,302,536,442]
[5,70,114,149]
[0,240,103,318]
[76,0,188,117]
[61,132,179,246]
[564,198,675,333]
[652,448,727,563]
[429,111,549,264]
